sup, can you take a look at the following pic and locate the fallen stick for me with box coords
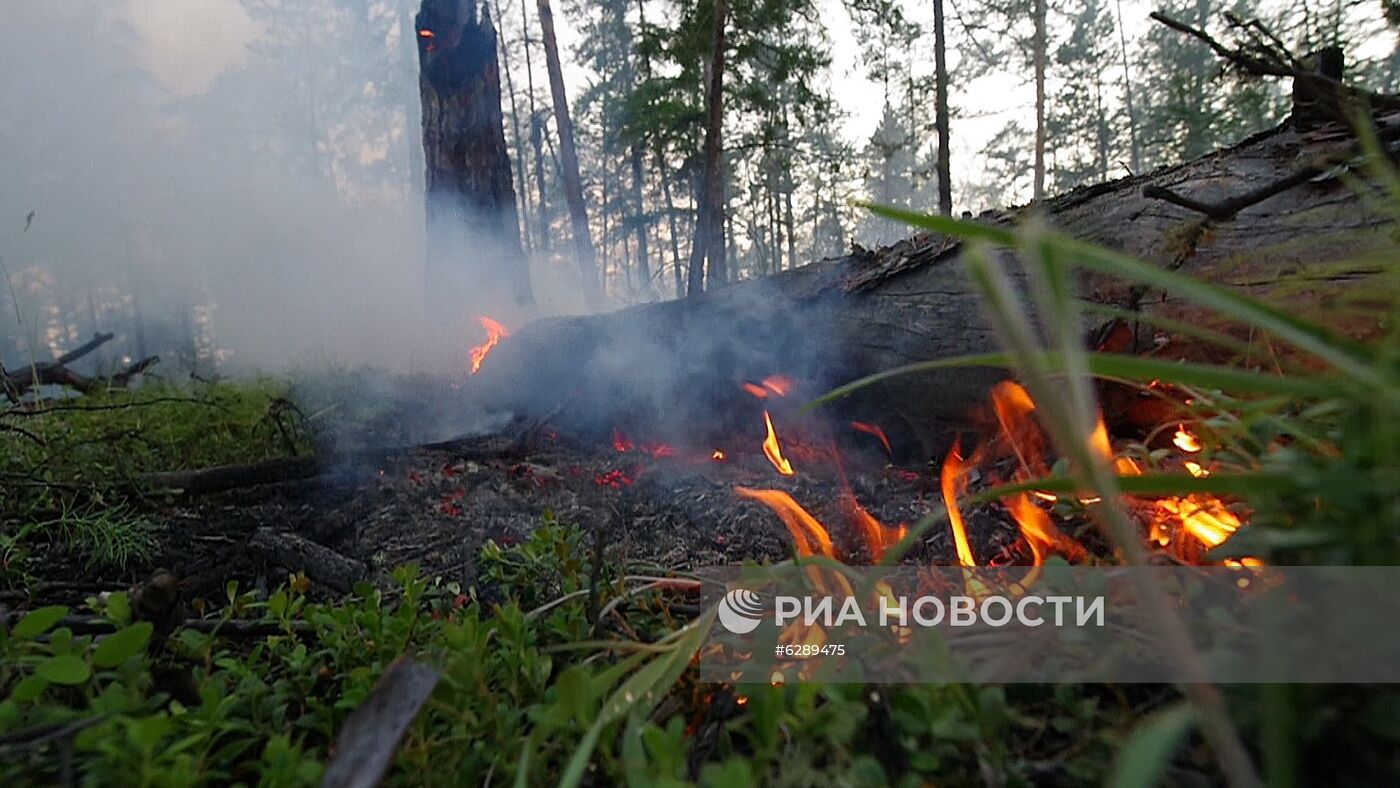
[322,658,440,788]
[139,456,323,494]
[247,528,367,594]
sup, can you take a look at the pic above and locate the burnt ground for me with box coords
[16,417,1048,608]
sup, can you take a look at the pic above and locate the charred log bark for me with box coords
[472,114,1397,456]
[417,0,532,306]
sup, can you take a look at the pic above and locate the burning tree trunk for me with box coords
[473,108,1398,455]
[416,0,533,306]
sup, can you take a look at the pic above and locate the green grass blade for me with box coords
[805,352,1343,412]
[558,609,713,788]
[1109,704,1195,788]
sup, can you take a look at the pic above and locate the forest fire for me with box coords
[467,316,508,374]
[725,378,1249,571]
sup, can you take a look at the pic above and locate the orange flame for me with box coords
[742,382,769,399]
[735,487,833,558]
[1173,425,1203,453]
[850,421,892,456]
[711,449,726,461]
[938,438,979,567]
[761,410,795,476]
[838,492,906,563]
[468,316,508,374]
[761,375,794,397]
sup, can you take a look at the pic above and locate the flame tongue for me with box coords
[761,410,795,476]
[735,486,833,558]
[938,438,980,568]
[468,316,508,374]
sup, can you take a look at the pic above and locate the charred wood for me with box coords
[473,116,1398,455]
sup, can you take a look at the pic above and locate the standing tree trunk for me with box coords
[520,0,551,253]
[932,0,952,215]
[416,0,534,306]
[1113,0,1142,174]
[659,151,684,297]
[490,0,532,255]
[536,0,604,309]
[688,0,728,298]
[630,145,656,298]
[1032,0,1047,201]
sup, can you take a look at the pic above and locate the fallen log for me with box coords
[474,111,1397,455]
[247,528,367,593]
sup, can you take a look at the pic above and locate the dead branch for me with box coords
[2,353,160,398]
[247,528,367,594]
[322,659,440,788]
[138,457,323,495]
[1149,11,1400,117]
[1143,120,1400,219]
[54,333,114,366]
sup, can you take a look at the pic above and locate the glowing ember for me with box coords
[938,438,979,568]
[711,450,726,461]
[735,486,834,558]
[850,421,892,456]
[594,469,634,489]
[1173,425,1203,453]
[761,375,794,397]
[611,427,675,458]
[742,375,794,399]
[468,316,508,374]
[761,410,795,476]
[612,428,633,453]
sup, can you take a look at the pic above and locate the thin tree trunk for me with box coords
[400,1,426,197]
[491,0,531,254]
[659,151,684,298]
[932,0,952,215]
[630,145,655,298]
[520,0,551,252]
[689,0,728,297]
[1113,0,1142,174]
[1033,0,1047,201]
[536,0,603,308]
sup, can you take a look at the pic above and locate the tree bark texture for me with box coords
[417,0,533,306]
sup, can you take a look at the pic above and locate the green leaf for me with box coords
[12,606,70,639]
[7,674,50,703]
[1109,704,1194,788]
[104,592,131,626]
[92,622,153,668]
[36,654,92,685]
